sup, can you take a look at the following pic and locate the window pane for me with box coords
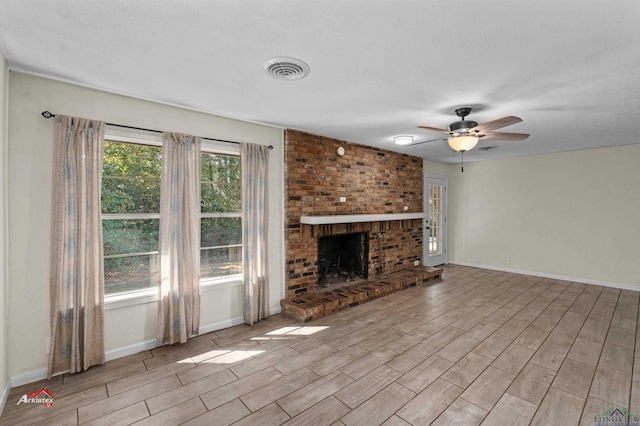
[102,177,161,214]
[102,141,162,214]
[201,153,241,213]
[103,219,159,256]
[201,217,241,248]
[104,254,158,294]
[200,247,242,280]
[201,182,241,213]
[200,152,242,281]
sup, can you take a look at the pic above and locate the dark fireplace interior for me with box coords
[318,232,369,288]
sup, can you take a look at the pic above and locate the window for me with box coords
[200,152,242,282]
[101,129,242,296]
[102,140,161,295]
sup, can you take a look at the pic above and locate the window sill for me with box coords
[105,288,158,310]
[201,275,243,292]
[105,275,243,310]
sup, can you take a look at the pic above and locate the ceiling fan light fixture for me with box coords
[448,135,478,152]
[393,135,414,145]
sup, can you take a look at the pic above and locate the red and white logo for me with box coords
[17,388,54,407]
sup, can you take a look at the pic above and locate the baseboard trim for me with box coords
[198,307,281,334]
[270,306,282,316]
[104,339,158,362]
[449,261,640,291]
[0,378,10,417]
[199,317,245,335]
[9,368,47,388]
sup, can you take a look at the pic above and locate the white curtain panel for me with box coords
[241,143,270,325]
[157,132,202,345]
[48,115,106,378]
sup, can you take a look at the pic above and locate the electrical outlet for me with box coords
[504,257,511,265]
[404,205,408,211]
[339,196,346,202]
[414,260,420,266]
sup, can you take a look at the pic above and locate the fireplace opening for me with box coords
[318,232,369,288]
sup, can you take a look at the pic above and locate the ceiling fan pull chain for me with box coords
[461,150,465,173]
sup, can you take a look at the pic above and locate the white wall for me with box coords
[423,159,450,177]
[7,72,285,381]
[447,145,640,288]
[0,49,10,411]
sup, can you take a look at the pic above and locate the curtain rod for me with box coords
[41,111,273,150]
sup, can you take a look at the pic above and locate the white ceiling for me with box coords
[1,0,639,164]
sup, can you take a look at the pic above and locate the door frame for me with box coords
[423,174,448,266]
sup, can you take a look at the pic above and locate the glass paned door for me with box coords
[429,184,443,257]
[424,176,447,266]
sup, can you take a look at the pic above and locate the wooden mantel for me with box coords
[300,212,424,225]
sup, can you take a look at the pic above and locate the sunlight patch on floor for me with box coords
[252,325,331,341]
[285,326,329,335]
[199,350,263,364]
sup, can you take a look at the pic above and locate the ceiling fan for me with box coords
[412,107,530,171]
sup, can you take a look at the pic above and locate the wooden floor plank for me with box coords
[276,371,354,418]
[133,397,207,426]
[491,343,536,375]
[340,383,415,426]
[182,399,250,426]
[580,395,626,426]
[431,398,487,426]
[81,401,148,426]
[240,367,319,412]
[530,387,585,426]
[232,402,291,426]
[552,358,597,399]
[480,393,537,426]
[529,340,571,371]
[334,365,401,409]
[396,378,463,426]
[339,348,397,380]
[440,352,492,388]
[282,396,349,426]
[78,375,181,423]
[145,369,237,415]
[589,366,632,408]
[459,366,516,411]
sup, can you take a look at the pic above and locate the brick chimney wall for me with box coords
[284,129,424,299]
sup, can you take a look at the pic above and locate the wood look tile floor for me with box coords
[3,265,639,425]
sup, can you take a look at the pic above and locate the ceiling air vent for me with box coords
[478,146,497,151]
[264,57,310,81]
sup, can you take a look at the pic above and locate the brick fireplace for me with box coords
[284,130,424,300]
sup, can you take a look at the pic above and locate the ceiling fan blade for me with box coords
[406,137,447,146]
[417,125,450,134]
[472,116,522,132]
[481,132,530,141]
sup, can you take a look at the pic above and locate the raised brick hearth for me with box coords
[281,265,443,321]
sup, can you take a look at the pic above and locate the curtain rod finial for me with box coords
[42,111,55,119]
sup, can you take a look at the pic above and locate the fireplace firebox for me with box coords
[318,232,369,287]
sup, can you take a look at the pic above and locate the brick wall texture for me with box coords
[284,129,424,299]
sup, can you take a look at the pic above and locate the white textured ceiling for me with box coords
[1,0,639,163]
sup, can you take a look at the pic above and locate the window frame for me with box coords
[102,126,243,308]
